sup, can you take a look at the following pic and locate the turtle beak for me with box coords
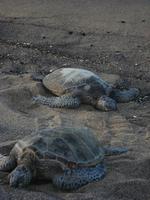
[96,96,117,111]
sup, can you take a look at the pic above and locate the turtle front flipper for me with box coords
[95,96,117,111]
[33,95,81,108]
[9,149,37,188]
[53,164,106,190]
[9,165,33,187]
[110,88,139,103]
[0,154,16,172]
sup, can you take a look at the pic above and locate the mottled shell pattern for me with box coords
[43,68,112,96]
[14,127,104,168]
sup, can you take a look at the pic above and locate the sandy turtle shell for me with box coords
[33,68,139,111]
[43,68,111,97]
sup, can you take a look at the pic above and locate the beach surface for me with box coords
[0,0,150,199]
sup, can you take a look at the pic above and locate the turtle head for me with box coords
[95,96,117,111]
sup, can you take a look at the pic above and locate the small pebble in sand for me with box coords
[121,20,126,23]
[23,42,30,46]
[79,59,84,62]
[80,32,86,36]
[68,31,73,35]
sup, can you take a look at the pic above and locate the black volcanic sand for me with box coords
[0,0,150,200]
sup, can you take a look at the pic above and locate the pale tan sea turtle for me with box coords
[33,68,139,111]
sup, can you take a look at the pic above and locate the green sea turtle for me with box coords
[33,68,139,111]
[0,127,127,190]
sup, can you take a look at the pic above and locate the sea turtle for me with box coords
[0,127,127,190]
[33,68,139,111]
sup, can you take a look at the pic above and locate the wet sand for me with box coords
[0,0,150,199]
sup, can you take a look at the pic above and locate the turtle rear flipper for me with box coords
[31,74,44,82]
[33,95,81,108]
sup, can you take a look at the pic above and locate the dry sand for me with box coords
[0,0,150,199]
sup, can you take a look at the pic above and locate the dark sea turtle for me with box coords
[0,127,127,190]
[33,68,139,111]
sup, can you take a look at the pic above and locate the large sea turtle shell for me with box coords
[14,127,105,167]
[43,68,111,96]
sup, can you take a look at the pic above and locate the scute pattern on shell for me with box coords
[15,127,105,166]
[43,68,111,96]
